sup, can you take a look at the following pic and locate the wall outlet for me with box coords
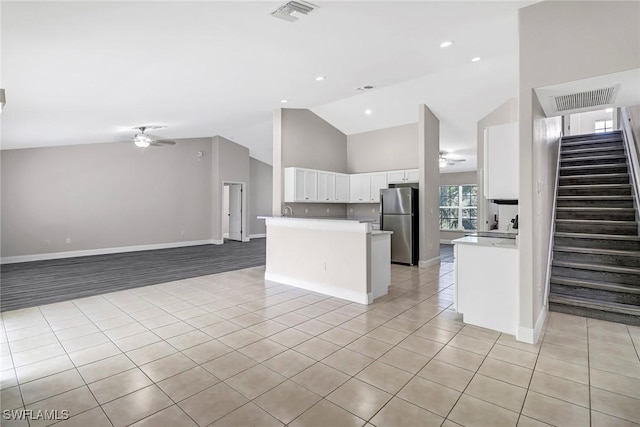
[180,230,185,237]
[44,239,50,246]
[326,208,330,213]
[305,208,308,214]
[371,208,376,213]
[65,238,71,244]
[350,208,354,213]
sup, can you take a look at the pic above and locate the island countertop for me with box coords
[257,215,376,223]
[452,235,518,249]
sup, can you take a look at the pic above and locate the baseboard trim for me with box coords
[211,240,224,245]
[517,306,547,344]
[265,272,370,305]
[1,240,217,264]
[249,234,266,239]
[418,256,441,269]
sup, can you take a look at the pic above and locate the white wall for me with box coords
[518,0,640,339]
[569,109,614,135]
[1,138,213,258]
[249,157,272,236]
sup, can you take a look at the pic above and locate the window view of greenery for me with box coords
[439,185,477,230]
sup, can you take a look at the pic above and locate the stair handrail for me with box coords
[544,133,563,308]
[621,107,640,231]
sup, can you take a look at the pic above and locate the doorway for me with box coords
[222,182,245,242]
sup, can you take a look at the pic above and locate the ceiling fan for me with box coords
[439,152,466,168]
[132,126,176,148]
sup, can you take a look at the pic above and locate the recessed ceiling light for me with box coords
[365,109,372,115]
[281,99,288,104]
[471,57,481,62]
[315,76,326,81]
[440,41,453,48]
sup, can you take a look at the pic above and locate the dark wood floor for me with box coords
[1,241,455,313]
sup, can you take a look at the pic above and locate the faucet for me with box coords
[283,205,294,217]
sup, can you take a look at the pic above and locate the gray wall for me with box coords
[440,172,478,243]
[249,157,272,236]
[212,136,250,242]
[1,138,213,258]
[273,108,348,218]
[477,98,518,232]
[418,104,441,265]
[347,123,418,173]
[518,0,640,334]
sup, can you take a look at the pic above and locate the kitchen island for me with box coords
[259,216,392,304]
[453,235,519,336]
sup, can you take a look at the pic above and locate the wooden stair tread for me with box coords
[553,260,640,274]
[561,154,627,162]
[554,232,640,241]
[560,164,627,170]
[555,207,635,211]
[548,294,640,316]
[551,276,640,294]
[557,184,631,190]
[556,195,633,200]
[555,219,637,225]
[559,173,629,180]
[553,245,640,257]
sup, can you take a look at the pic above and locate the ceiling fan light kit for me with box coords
[131,126,176,148]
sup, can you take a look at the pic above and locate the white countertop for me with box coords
[452,235,518,249]
[371,230,393,236]
[258,216,374,223]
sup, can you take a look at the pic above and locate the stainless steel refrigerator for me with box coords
[380,187,419,265]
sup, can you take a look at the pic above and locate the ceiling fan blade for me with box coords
[153,139,176,145]
[448,158,466,163]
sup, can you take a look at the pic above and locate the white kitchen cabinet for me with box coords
[387,169,419,184]
[284,167,318,202]
[350,174,372,203]
[350,172,387,203]
[370,172,388,203]
[317,171,336,202]
[485,122,519,200]
[335,173,350,202]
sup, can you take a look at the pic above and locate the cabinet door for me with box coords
[335,173,349,202]
[405,169,419,183]
[370,172,388,203]
[387,170,406,184]
[350,174,370,203]
[485,123,519,199]
[304,170,318,202]
[294,168,306,201]
[317,172,335,202]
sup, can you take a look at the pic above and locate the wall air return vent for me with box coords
[271,1,318,22]
[553,87,617,112]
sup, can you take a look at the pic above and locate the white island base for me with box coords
[261,217,391,304]
[453,236,519,336]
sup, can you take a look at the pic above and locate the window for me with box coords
[594,119,613,133]
[439,185,477,231]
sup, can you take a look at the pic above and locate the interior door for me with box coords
[228,184,242,241]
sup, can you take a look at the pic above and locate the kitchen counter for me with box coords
[453,235,518,249]
[259,216,391,304]
[258,216,376,224]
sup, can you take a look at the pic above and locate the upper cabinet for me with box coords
[285,167,350,203]
[387,169,419,184]
[484,122,519,200]
[284,167,318,202]
[349,173,372,203]
[335,173,350,202]
[350,172,388,203]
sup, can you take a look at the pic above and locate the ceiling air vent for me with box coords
[553,87,617,112]
[271,1,318,22]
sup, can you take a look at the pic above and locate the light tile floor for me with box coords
[1,261,639,426]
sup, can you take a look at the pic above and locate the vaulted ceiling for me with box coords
[1,1,536,171]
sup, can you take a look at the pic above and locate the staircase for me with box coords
[549,130,640,326]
